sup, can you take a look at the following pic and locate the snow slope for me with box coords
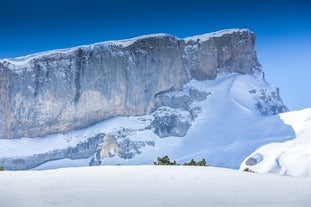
[0,73,294,171]
[0,166,310,207]
[165,74,292,168]
[241,108,311,177]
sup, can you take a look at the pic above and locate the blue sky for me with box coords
[0,0,310,110]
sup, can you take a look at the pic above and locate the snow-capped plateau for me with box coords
[1,165,310,207]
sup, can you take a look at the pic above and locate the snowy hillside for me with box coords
[1,166,311,207]
[0,73,293,171]
[241,108,311,177]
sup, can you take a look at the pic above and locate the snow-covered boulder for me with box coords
[151,107,192,137]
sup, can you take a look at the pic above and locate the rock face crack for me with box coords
[73,49,85,104]
[0,67,10,139]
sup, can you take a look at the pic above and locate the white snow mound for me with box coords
[241,108,311,177]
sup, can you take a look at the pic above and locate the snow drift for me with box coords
[241,108,311,177]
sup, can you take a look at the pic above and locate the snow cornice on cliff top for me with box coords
[0,28,251,65]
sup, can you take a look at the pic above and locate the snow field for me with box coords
[1,165,310,207]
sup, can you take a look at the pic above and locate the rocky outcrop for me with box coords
[0,133,104,170]
[151,107,192,138]
[154,87,210,111]
[0,29,261,139]
[249,87,289,115]
[90,131,155,166]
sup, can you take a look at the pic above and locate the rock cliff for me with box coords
[0,29,262,139]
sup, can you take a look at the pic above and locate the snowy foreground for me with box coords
[1,166,311,207]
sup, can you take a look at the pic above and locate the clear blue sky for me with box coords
[1,0,310,110]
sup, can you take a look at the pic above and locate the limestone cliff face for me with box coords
[183,30,261,80]
[0,29,261,139]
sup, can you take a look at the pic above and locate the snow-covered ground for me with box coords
[0,165,310,207]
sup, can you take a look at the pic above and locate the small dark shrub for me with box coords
[153,155,177,165]
[184,158,207,166]
[154,156,208,167]
[183,159,197,166]
[243,167,255,173]
[197,158,207,166]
